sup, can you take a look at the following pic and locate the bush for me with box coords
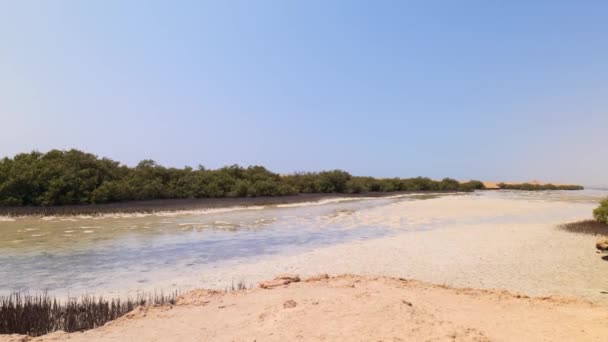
[345,178,368,194]
[458,180,485,191]
[498,183,583,191]
[594,198,608,224]
[316,170,352,193]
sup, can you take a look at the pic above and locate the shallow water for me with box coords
[0,190,606,298]
[0,193,441,295]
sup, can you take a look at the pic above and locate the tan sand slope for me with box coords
[7,274,608,342]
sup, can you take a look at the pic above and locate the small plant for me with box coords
[594,198,608,224]
[228,279,250,292]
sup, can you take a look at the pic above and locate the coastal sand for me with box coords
[5,275,608,342]
[3,193,608,341]
[127,194,608,304]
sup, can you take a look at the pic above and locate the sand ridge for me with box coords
[5,274,608,342]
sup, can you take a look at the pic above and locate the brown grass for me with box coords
[559,220,608,236]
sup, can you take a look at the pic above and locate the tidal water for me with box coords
[0,190,606,298]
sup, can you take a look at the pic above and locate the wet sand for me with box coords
[4,191,607,301]
[147,193,608,304]
[0,191,440,217]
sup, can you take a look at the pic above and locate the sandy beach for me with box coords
[2,191,608,340]
[4,274,608,342]
[108,192,608,303]
[5,1,608,339]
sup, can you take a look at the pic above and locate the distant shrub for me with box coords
[316,170,352,193]
[438,178,460,191]
[497,183,583,191]
[458,180,485,191]
[345,177,369,194]
[594,198,608,224]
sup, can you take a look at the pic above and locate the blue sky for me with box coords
[1,1,607,186]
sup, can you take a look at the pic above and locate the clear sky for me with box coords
[1,1,607,186]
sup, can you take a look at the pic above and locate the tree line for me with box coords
[0,150,486,206]
[497,183,584,191]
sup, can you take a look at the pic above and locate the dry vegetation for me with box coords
[0,292,176,337]
[559,220,608,236]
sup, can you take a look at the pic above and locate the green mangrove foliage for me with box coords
[0,149,485,206]
[594,198,608,224]
[497,183,584,191]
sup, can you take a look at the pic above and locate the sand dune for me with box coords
[5,274,608,342]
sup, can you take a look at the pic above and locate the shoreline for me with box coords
[2,191,607,340]
[0,190,463,217]
[0,187,590,217]
[2,192,604,303]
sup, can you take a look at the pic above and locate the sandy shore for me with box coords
[2,192,607,340]
[4,274,608,342]
[118,194,608,303]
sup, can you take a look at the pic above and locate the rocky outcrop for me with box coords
[596,237,608,251]
[259,274,301,289]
